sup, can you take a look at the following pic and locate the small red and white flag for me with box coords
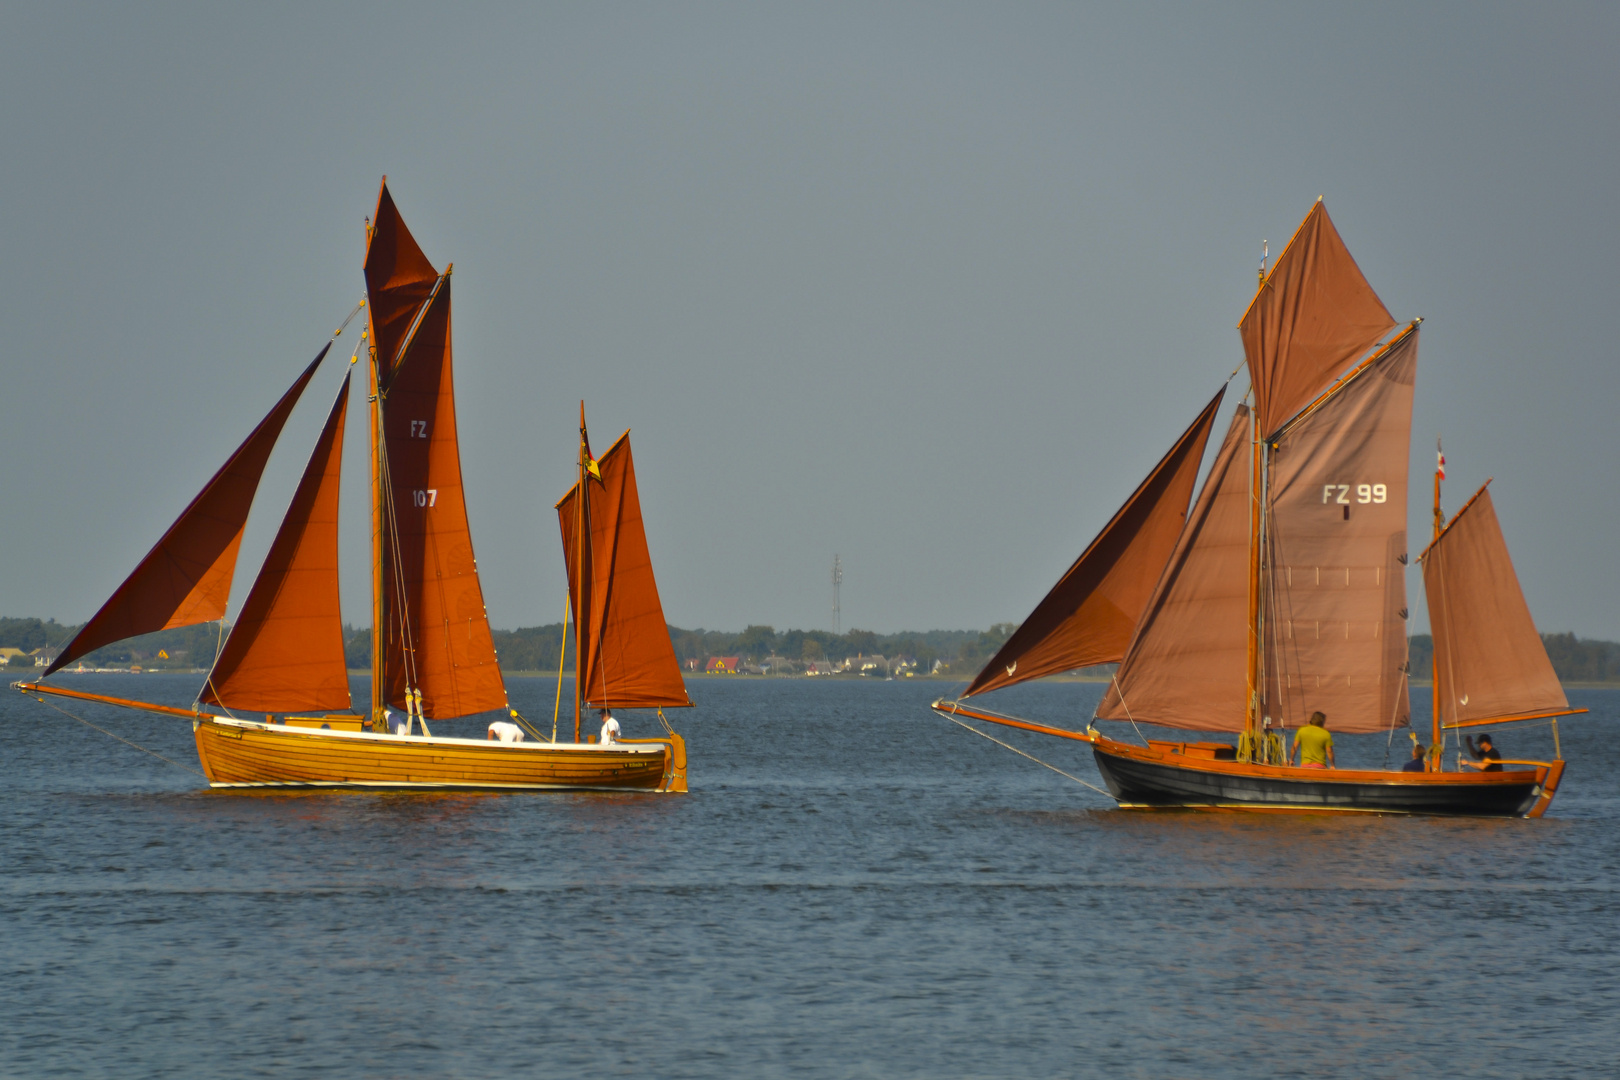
[1436,449,1446,480]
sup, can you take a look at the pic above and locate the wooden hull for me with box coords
[1091,734,1562,818]
[192,716,686,792]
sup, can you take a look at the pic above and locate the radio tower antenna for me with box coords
[831,554,843,636]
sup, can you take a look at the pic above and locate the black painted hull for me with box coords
[1092,743,1544,817]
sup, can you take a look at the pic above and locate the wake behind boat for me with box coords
[934,199,1580,817]
[16,180,688,793]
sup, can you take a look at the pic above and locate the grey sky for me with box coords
[2,3,1615,639]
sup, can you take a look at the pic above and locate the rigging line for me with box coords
[28,693,207,778]
[332,298,367,339]
[942,713,1113,799]
[551,594,569,743]
[1109,673,1150,747]
[378,435,420,699]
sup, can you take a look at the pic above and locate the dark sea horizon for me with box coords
[5,674,1617,1078]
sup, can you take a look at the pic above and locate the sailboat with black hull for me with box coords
[16,179,688,793]
[934,199,1581,817]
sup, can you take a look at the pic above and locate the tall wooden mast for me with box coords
[1244,251,1267,760]
[1430,437,1444,766]
[574,401,590,742]
[365,219,387,730]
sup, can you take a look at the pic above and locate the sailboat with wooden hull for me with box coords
[16,180,689,793]
[935,199,1581,818]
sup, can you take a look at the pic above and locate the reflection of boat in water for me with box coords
[935,199,1580,817]
[17,180,688,793]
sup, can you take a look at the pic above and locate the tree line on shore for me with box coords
[7,615,1620,684]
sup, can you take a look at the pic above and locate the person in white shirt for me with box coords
[487,720,526,743]
[597,708,621,745]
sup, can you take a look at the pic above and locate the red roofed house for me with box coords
[706,656,741,674]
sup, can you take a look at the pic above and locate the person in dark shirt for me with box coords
[1463,733,1503,771]
[1401,742,1427,772]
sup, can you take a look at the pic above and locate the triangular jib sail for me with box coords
[46,350,327,676]
[1097,405,1254,730]
[965,387,1226,697]
[201,376,352,713]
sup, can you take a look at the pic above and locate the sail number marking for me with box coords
[412,489,438,507]
[410,420,429,438]
[1322,483,1386,505]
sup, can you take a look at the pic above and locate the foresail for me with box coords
[1421,486,1568,727]
[1262,328,1417,734]
[201,376,352,713]
[46,350,326,676]
[1240,201,1396,438]
[557,432,691,709]
[1097,406,1252,731]
[965,388,1226,697]
[380,277,507,719]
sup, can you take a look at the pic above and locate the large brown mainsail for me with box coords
[46,351,325,676]
[1240,201,1396,437]
[557,428,691,712]
[1262,327,1418,734]
[1421,486,1570,728]
[379,276,507,720]
[201,377,352,713]
[965,389,1225,697]
[1097,406,1253,730]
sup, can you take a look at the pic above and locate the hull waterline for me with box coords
[931,701,1563,818]
[193,716,686,792]
[1090,734,1560,817]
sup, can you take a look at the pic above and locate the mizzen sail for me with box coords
[46,350,326,676]
[1097,406,1253,731]
[557,428,691,711]
[965,388,1226,697]
[1241,201,1396,437]
[1421,486,1569,728]
[201,376,352,713]
[1262,327,1418,734]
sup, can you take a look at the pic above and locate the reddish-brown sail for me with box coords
[557,430,691,710]
[1241,201,1396,437]
[1097,406,1253,730]
[379,277,507,719]
[1262,327,1418,734]
[46,351,326,676]
[365,180,440,383]
[1421,485,1569,727]
[966,388,1226,697]
[201,377,352,713]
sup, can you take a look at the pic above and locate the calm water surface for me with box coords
[4,674,1618,1078]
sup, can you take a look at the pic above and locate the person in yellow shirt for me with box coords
[1292,711,1335,769]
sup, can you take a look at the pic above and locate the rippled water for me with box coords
[5,674,1618,1078]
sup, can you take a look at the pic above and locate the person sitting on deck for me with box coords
[1401,742,1427,772]
[1462,733,1503,771]
[597,708,620,746]
[1291,711,1335,769]
[487,720,526,743]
